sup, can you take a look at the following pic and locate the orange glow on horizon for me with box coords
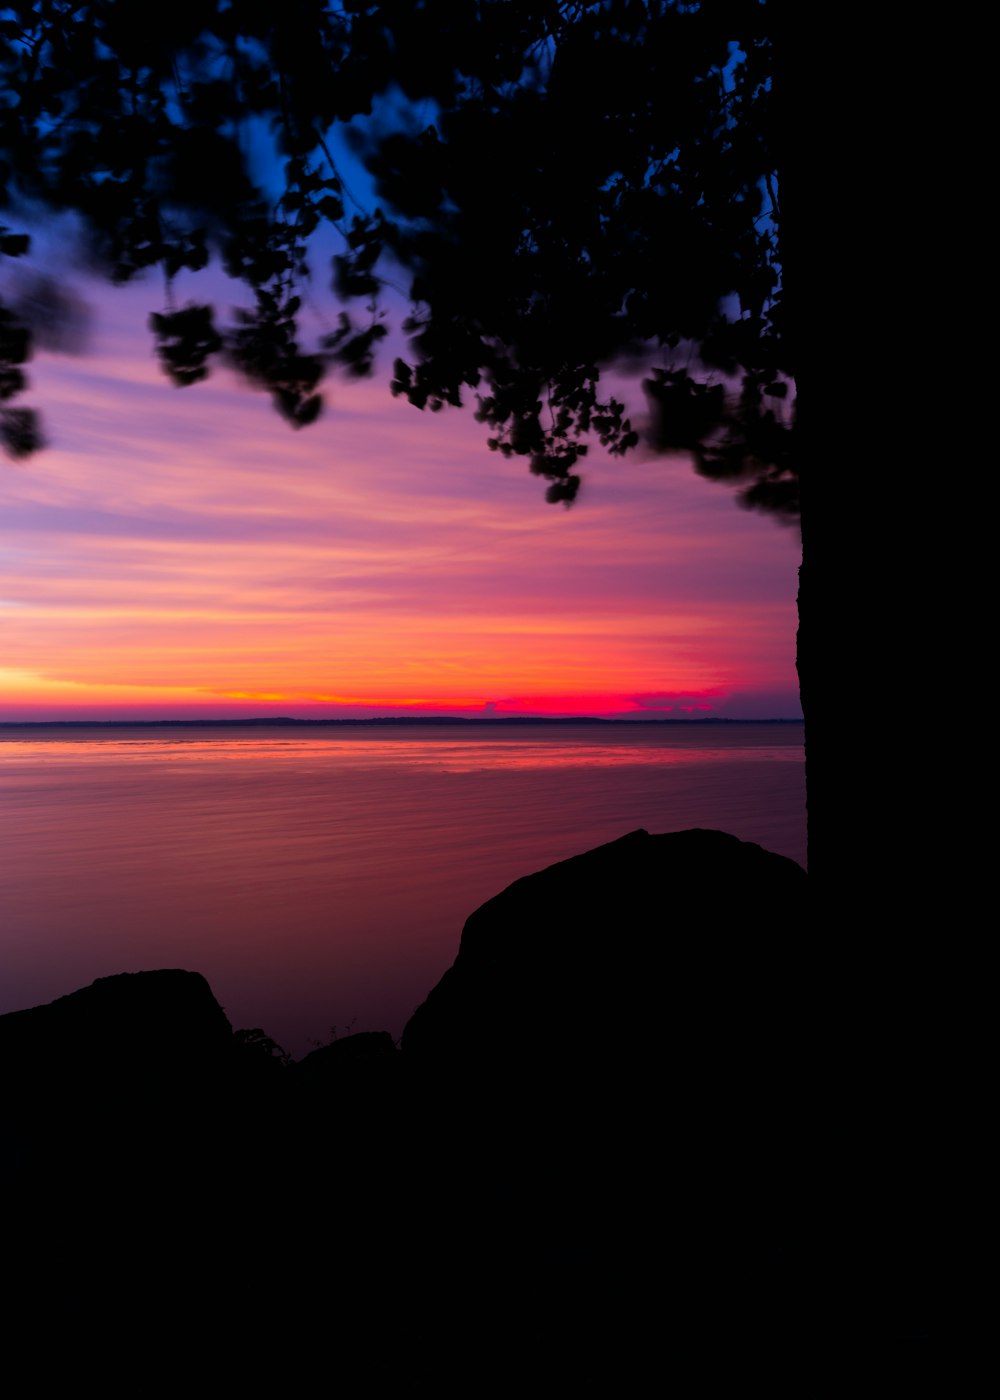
[0,668,728,718]
[0,279,803,724]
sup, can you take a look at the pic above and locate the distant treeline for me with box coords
[0,716,804,729]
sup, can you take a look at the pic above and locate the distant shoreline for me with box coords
[0,716,804,730]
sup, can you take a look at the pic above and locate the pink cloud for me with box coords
[1,278,802,720]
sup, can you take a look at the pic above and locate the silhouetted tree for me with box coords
[0,10,946,1343]
[0,2,905,890]
[0,2,791,496]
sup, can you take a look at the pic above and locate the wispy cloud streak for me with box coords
[0,281,802,719]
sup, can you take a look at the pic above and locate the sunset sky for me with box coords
[0,257,802,722]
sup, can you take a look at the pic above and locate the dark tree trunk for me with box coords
[774,9,940,1338]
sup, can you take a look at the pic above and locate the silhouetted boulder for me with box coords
[403,827,807,1085]
[292,1030,403,1176]
[296,1029,401,1123]
[298,1029,398,1081]
[401,829,807,1225]
[397,829,811,1340]
[0,968,235,1110]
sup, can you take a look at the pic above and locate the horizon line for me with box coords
[0,714,805,728]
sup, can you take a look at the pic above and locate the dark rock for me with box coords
[295,1029,401,1126]
[400,828,811,1302]
[0,968,235,1110]
[402,827,807,1085]
[297,1029,398,1080]
[292,1031,403,1186]
[300,1028,397,1065]
[0,837,818,1367]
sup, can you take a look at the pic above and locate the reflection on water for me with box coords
[0,723,805,1052]
[1,724,804,770]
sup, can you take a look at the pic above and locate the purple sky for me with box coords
[0,258,802,721]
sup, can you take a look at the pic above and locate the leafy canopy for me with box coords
[0,0,793,513]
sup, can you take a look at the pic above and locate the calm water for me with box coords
[0,723,805,1053]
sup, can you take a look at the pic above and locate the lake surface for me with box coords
[0,722,806,1054]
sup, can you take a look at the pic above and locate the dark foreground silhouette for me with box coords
[1,830,928,1377]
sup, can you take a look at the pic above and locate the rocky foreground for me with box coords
[1,830,928,1375]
